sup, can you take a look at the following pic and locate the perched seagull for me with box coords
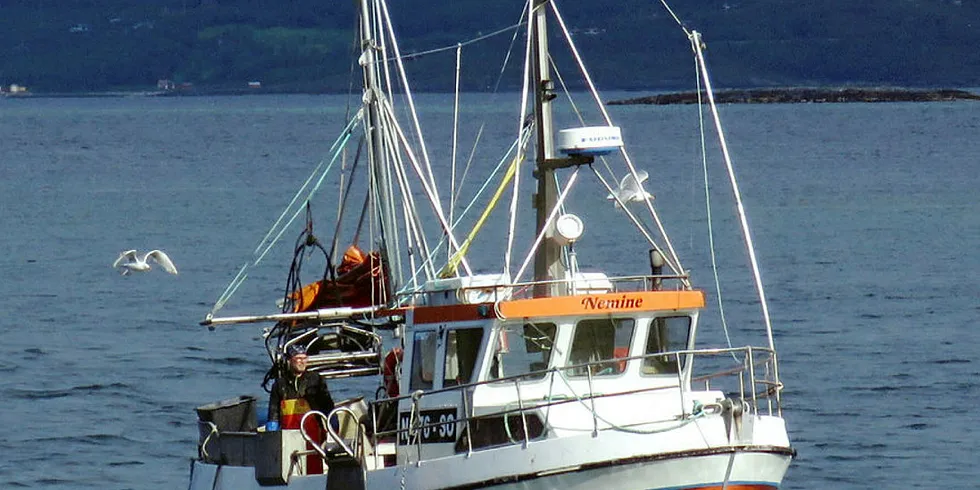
[607,170,654,208]
[113,250,178,276]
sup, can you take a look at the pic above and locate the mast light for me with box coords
[554,213,584,245]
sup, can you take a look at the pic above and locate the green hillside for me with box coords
[1,0,977,93]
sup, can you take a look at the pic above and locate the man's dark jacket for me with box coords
[268,370,335,423]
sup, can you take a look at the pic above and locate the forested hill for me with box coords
[1,0,978,93]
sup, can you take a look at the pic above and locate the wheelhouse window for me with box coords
[488,322,557,381]
[444,328,485,387]
[642,315,691,375]
[567,318,635,377]
[410,331,438,390]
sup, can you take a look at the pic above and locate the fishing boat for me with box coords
[189,0,795,488]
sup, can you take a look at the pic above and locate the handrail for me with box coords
[298,408,359,462]
[325,406,360,459]
[299,410,330,461]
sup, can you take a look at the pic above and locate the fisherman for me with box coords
[268,344,335,428]
[267,343,335,474]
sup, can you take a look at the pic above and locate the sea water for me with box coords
[0,93,977,489]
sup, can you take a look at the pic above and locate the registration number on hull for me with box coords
[397,408,457,445]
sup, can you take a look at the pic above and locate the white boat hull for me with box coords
[190,414,793,490]
[190,446,790,490]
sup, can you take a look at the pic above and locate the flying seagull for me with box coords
[113,250,178,276]
[607,170,653,208]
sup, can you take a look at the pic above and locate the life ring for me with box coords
[382,347,403,398]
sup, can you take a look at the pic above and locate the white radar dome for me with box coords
[557,126,624,156]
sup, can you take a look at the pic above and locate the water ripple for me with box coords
[9,382,134,400]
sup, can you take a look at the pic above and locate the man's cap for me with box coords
[286,344,307,359]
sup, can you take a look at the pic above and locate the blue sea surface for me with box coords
[0,94,978,488]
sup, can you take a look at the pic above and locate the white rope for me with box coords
[453,7,527,264]
[658,0,691,36]
[514,168,580,284]
[506,1,536,278]
[378,102,433,285]
[379,100,458,280]
[378,97,473,276]
[397,130,530,297]
[380,97,440,284]
[541,369,703,436]
[444,11,527,213]
[199,422,219,460]
[373,0,396,111]
[549,0,687,281]
[387,23,523,62]
[378,0,441,215]
[450,43,462,266]
[368,0,410,288]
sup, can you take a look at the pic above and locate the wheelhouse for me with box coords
[392,281,706,462]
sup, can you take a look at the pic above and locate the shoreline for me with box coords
[608,87,980,105]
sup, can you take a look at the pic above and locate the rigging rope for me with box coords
[658,0,691,36]
[450,43,462,266]
[549,0,687,282]
[505,1,536,278]
[377,101,434,283]
[690,31,777,380]
[396,130,529,296]
[207,111,363,318]
[652,0,755,359]
[329,137,365,263]
[384,23,523,62]
[513,168,581,285]
[694,59,738,360]
[281,204,333,315]
[457,6,528,209]
[548,57,616,184]
[377,97,474,276]
[544,368,708,435]
[440,149,522,278]
[379,0,439,207]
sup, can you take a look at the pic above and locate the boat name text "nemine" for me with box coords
[581,295,643,310]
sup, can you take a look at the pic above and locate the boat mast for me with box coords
[531,0,567,298]
[358,0,402,296]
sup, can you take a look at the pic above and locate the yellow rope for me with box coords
[439,154,521,278]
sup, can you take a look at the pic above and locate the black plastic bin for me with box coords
[196,395,258,432]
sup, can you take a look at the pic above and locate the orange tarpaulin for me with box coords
[290,245,389,312]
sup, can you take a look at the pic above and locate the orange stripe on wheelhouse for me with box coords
[411,303,492,324]
[498,290,704,319]
[409,290,704,324]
